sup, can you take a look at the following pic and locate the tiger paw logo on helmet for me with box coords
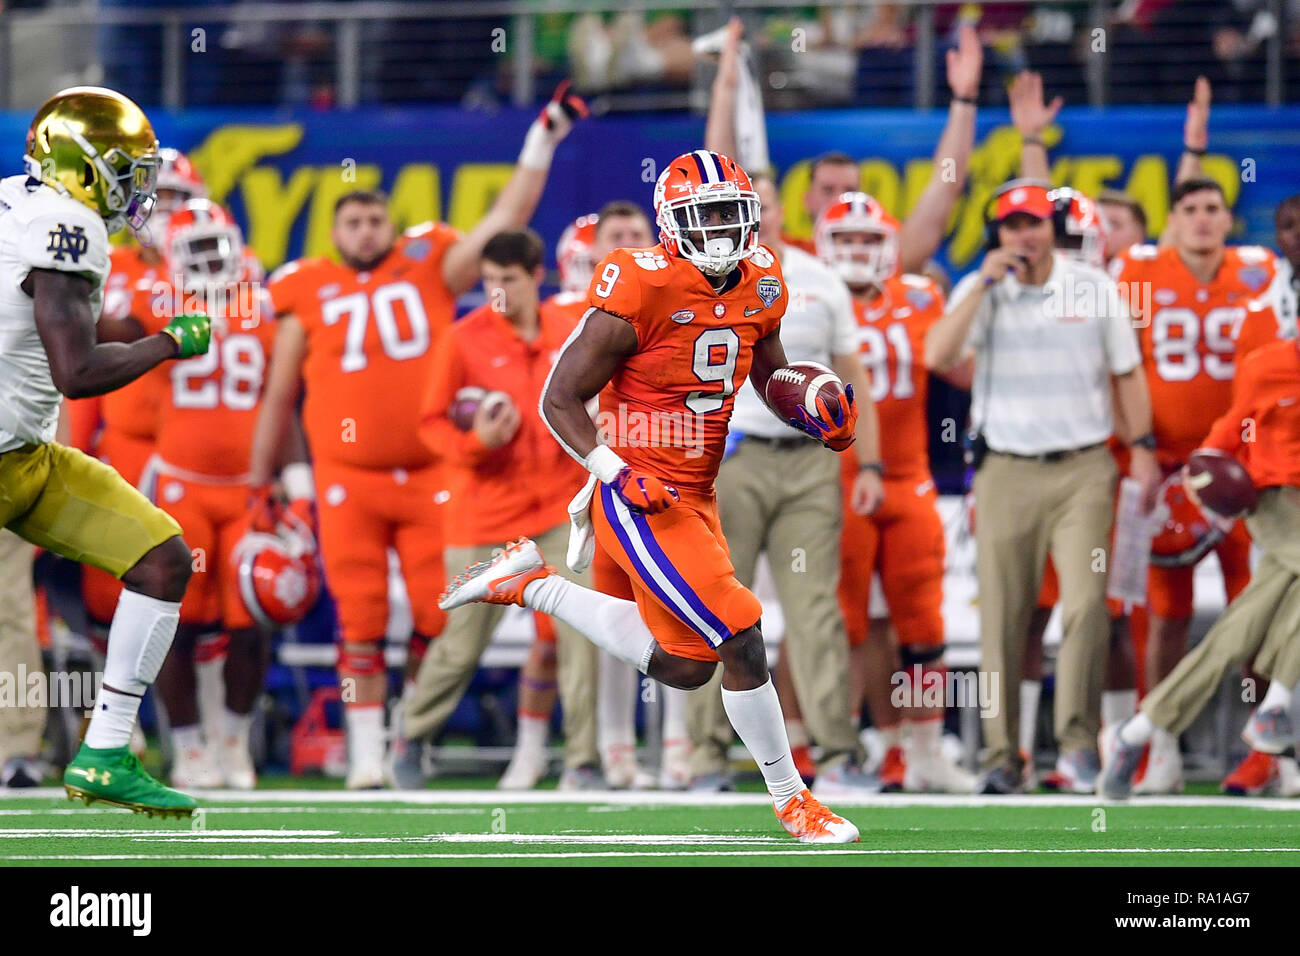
[652,149,760,278]
[632,250,669,271]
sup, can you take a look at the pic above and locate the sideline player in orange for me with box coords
[816,192,977,793]
[1109,177,1280,792]
[441,150,862,842]
[125,201,280,788]
[250,85,587,788]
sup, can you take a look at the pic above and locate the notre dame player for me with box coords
[2,87,209,815]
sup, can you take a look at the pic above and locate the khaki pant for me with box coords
[403,522,598,769]
[1144,486,1300,733]
[974,445,1117,771]
[686,440,860,776]
[0,529,41,763]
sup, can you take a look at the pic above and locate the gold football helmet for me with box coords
[24,86,160,234]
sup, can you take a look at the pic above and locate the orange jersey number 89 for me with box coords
[321,281,432,373]
[1150,306,1242,382]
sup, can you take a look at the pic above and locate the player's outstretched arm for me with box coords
[249,314,308,487]
[898,24,982,275]
[1174,76,1211,186]
[540,309,636,463]
[27,268,189,399]
[441,82,588,296]
[702,17,744,160]
[1008,70,1061,183]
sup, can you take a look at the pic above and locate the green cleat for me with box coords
[63,744,197,818]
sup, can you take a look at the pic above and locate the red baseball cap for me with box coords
[993,184,1054,221]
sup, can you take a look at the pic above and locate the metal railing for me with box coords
[0,0,1291,111]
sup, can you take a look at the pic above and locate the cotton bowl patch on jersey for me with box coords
[756,276,781,308]
[670,309,695,325]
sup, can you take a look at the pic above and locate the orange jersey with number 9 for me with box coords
[267,223,460,470]
[846,273,945,482]
[586,243,787,493]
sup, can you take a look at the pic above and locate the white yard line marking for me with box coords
[0,807,495,817]
[130,833,788,845]
[0,829,337,838]
[4,846,1300,862]
[6,787,1300,810]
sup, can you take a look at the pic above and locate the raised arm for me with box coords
[897,24,982,274]
[1008,70,1062,182]
[703,18,744,160]
[1174,76,1210,186]
[440,83,588,295]
[27,269,200,399]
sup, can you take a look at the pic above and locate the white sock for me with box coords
[1260,680,1293,713]
[722,681,804,809]
[516,713,549,754]
[1019,680,1041,755]
[662,685,688,743]
[223,708,253,747]
[597,651,637,754]
[196,650,226,745]
[909,716,942,753]
[172,724,203,755]
[785,718,809,749]
[1120,712,1155,746]
[525,575,656,672]
[345,705,385,773]
[85,590,181,749]
[879,723,903,749]
[1101,689,1138,728]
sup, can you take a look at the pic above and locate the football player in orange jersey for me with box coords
[250,87,586,788]
[114,200,281,789]
[815,192,978,793]
[1109,176,1281,792]
[441,150,864,842]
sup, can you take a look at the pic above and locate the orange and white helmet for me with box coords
[1149,473,1228,568]
[153,148,206,227]
[165,198,245,288]
[814,192,900,286]
[652,150,759,277]
[1049,187,1108,269]
[556,213,599,293]
[233,510,321,629]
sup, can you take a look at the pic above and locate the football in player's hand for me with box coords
[1186,449,1257,518]
[449,388,513,432]
[765,361,846,430]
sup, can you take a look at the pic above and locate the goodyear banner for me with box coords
[1,104,1296,277]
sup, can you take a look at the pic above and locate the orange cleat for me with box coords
[1222,750,1280,796]
[439,538,554,610]
[775,789,860,843]
[879,745,905,792]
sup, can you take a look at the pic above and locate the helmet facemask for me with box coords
[62,123,158,235]
[823,223,898,287]
[169,222,244,290]
[658,185,759,277]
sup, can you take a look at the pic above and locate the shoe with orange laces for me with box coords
[775,789,860,843]
[1222,750,1280,796]
[879,745,905,792]
[439,538,554,611]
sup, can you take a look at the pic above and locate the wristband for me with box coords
[518,118,556,170]
[1022,135,1045,147]
[1184,146,1208,156]
[584,445,628,484]
[858,462,885,477]
[281,462,315,501]
[1131,433,1157,452]
[952,95,977,106]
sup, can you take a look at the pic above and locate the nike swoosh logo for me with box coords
[763,758,782,766]
[1280,397,1297,406]
[745,306,763,316]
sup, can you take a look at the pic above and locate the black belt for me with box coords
[744,433,817,452]
[990,440,1106,464]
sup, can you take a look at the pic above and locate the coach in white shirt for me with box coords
[685,173,885,794]
[926,182,1161,794]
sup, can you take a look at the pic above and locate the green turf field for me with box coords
[3,788,1300,866]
